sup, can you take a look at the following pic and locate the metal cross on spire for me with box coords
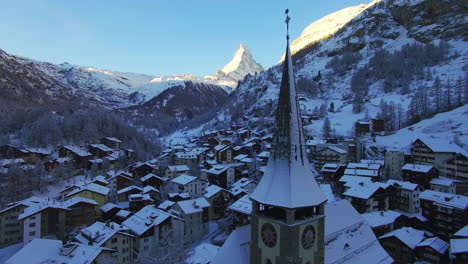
[285,9,290,40]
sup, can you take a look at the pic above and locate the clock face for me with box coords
[261,223,277,248]
[302,225,316,249]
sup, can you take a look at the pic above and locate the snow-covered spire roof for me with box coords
[250,14,326,209]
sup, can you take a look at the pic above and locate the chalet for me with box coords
[242,141,261,156]
[320,163,346,181]
[451,226,468,263]
[0,196,42,247]
[379,227,429,263]
[338,175,373,193]
[43,157,71,172]
[74,221,134,264]
[419,190,468,238]
[343,181,390,213]
[415,237,450,264]
[214,145,233,164]
[129,193,153,213]
[18,197,98,245]
[108,171,133,202]
[117,185,142,203]
[430,177,458,194]
[57,145,93,167]
[203,185,231,220]
[170,174,207,198]
[0,144,27,159]
[314,146,347,171]
[130,162,156,178]
[411,138,467,171]
[174,151,198,167]
[65,183,110,208]
[112,209,132,224]
[143,186,160,202]
[207,164,235,189]
[236,128,250,141]
[355,120,371,136]
[165,165,190,179]
[0,158,25,168]
[229,178,256,199]
[100,203,121,220]
[300,114,314,125]
[6,239,116,264]
[173,197,211,245]
[157,200,176,211]
[444,153,468,194]
[168,192,191,202]
[362,210,404,237]
[100,137,122,149]
[387,179,421,214]
[228,194,252,228]
[122,205,184,258]
[344,161,383,179]
[402,163,438,188]
[371,118,385,132]
[88,144,113,158]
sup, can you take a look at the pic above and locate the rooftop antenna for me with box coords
[285,9,291,40]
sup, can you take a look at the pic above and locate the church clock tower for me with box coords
[250,10,327,264]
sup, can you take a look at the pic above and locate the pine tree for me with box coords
[352,91,364,114]
[322,117,331,138]
[434,77,441,113]
[446,78,452,110]
[319,103,328,118]
[329,102,335,113]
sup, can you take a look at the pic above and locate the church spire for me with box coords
[250,10,326,209]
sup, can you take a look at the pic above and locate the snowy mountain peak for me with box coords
[219,44,264,82]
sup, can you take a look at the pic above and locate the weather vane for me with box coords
[285,9,290,40]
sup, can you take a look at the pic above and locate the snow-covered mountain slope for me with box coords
[202,0,467,138]
[0,49,72,105]
[289,3,371,57]
[130,44,263,104]
[217,44,264,82]
[375,104,468,152]
[1,43,263,108]
[127,81,229,123]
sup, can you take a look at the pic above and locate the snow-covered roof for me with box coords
[387,179,418,191]
[326,146,347,154]
[416,137,467,154]
[454,226,468,238]
[419,190,468,210]
[417,237,449,254]
[104,137,122,143]
[115,209,131,219]
[362,210,402,228]
[324,200,393,264]
[186,242,220,264]
[143,185,159,194]
[167,165,190,172]
[379,227,426,249]
[67,183,110,197]
[430,177,459,186]
[176,197,211,215]
[122,205,174,236]
[344,168,379,178]
[90,144,113,152]
[228,194,252,215]
[141,173,158,182]
[75,221,132,247]
[5,239,111,264]
[63,145,92,157]
[0,196,42,214]
[401,163,434,173]
[62,197,99,208]
[100,203,120,213]
[157,200,175,211]
[305,139,327,146]
[117,185,142,195]
[258,151,270,158]
[171,174,197,185]
[213,145,227,151]
[321,163,341,172]
[211,225,251,264]
[18,199,70,220]
[343,182,389,199]
[207,164,232,175]
[451,238,468,254]
[204,185,225,199]
[319,184,336,203]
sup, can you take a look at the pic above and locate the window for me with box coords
[29,231,35,236]
[29,223,36,228]
[111,237,117,243]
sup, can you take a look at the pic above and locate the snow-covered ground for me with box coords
[375,104,468,151]
[0,243,21,264]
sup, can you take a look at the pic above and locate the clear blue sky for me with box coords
[0,0,367,76]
